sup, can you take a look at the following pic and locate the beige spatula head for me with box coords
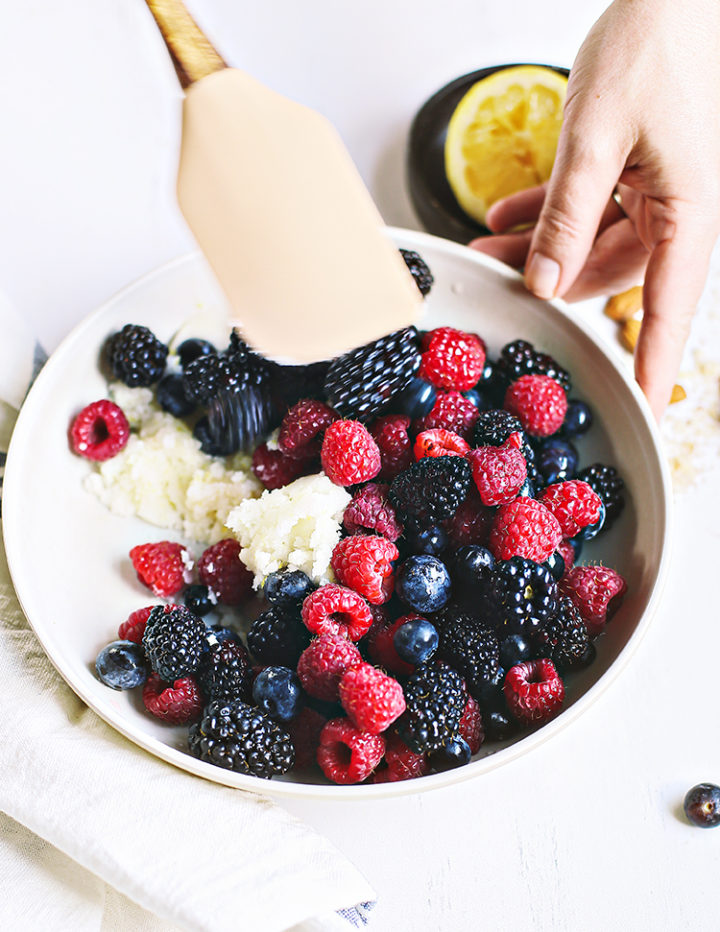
[145,0,423,363]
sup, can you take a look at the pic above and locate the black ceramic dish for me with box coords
[407,63,570,244]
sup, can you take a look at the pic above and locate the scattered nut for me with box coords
[605,285,643,321]
[620,318,642,352]
[670,384,687,404]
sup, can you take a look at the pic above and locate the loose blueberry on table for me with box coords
[74,249,630,784]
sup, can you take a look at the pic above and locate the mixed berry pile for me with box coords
[75,249,629,785]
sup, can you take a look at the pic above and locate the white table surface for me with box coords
[2,2,720,930]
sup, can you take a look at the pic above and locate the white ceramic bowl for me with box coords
[2,228,672,799]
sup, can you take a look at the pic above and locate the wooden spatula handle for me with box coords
[144,0,226,88]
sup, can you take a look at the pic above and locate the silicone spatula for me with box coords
[144,0,423,363]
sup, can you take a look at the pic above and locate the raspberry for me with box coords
[296,633,363,701]
[467,442,528,506]
[321,420,381,486]
[287,706,328,769]
[539,480,603,539]
[495,340,571,393]
[504,375,568,438]
[278,399,337,459]
[398,661,466,754]
[118,605,156,643]
[142,604,206,682]
[556,539,576,575]
[106,324,168,387]
[251,443,311,490]
[330,535,399,604]
[129,541,192,598]
[560,565,627,636]
[301,584,374,641]
[338,662,406,734]
[142,672,203,725]
[69,399,130,461]
[414,429,470,460]
[366,612,417,676]
[197,539,252,606]
[443,487,492,548]
[419,327,486,391]
[317,718,386,784]
[389,456,472,528]
[414,391,480,441]
[343,483,403,541]
[458,695,484,755]
[488,498,562,563]
[324,327,421,422]
[370,414,413,479]
[373,732,429,783]
[400,249,434,297]
[504,659,565,724]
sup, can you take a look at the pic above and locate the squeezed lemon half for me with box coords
[444,65,568,226]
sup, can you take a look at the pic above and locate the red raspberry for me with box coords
[488,498,562,563]
[142,672,203,725]
[560,565,627,636]
[343,482,403,541]
[366,612,417,676]
[458,695,484,754]
[296,633,363,701]
[504,374,568,437]
[338,662,406,735]
[197,539,252,605]
[467,442,528,506]
[556,539,576,576]
[129,541,192,598]
[118,605,156,643]
[504,659,565,724]
[278,399,337,459]
[317,718,385,784]
[321,420,381,486]
[251,443,311,490]
[287,706,328,769]
[370,414,413,479]
[331,535,399,604]
[414,391,480,442]
[373,732,429,783]
[539,480,603,538]
[419,327,486,391]
[301,584,373,641]
[443,487,492,547]
[69,399,129,461]
[414,429,470,459]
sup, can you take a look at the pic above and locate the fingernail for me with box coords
[525,253,560,299]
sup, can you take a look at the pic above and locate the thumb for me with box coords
[525,123,627,300]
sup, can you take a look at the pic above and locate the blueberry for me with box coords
[473,667,506,711]
[193,416,224,456]
[562,399,593,437]
[683,783,720,828]
[544,551,566,581]
[451,546,496,604]
[95,640,148,690]
[392,377,437,419]
[177,338,216,368]
[568,537,584,561]
[573,500,606,541]
[428,736,472,772]
[499,634,533,669]
[484,709,516,741]
[478,360,495,385]
[156,373,195,418]
[536,438,578,486]
[184,584,215,616]
[404,524,448,556]
[252,665,304,722]
[263,569,315,610]
[516,477,535,499]
[393,617,439,664]
[395,554,452,613]
[461,387,488,410]
[203,624,238,649]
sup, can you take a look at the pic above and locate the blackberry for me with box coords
[196,636,252,702]
[577,463,625,528]
[472,409,524,448]
[389,456,472,528]
[323,326,421,422]
[203,384,273,454]
[266,359,331,413]
[399,248,434,297]
[156,373,195,418]
[495,340,571,393]
[397,661,465,754]
[141,605,205,682]
[188,699,294,778]
[436,612,500,698]
[533,596,595,672]
[247,607,312,667]
[183,331,270,404]
[106,324,168,387]
[493,557,558,637]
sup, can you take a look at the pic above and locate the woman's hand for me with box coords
[469,0,720,418]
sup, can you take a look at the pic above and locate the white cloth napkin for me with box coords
[0,291,376,932]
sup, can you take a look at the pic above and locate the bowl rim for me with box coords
[3,228,673,800]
